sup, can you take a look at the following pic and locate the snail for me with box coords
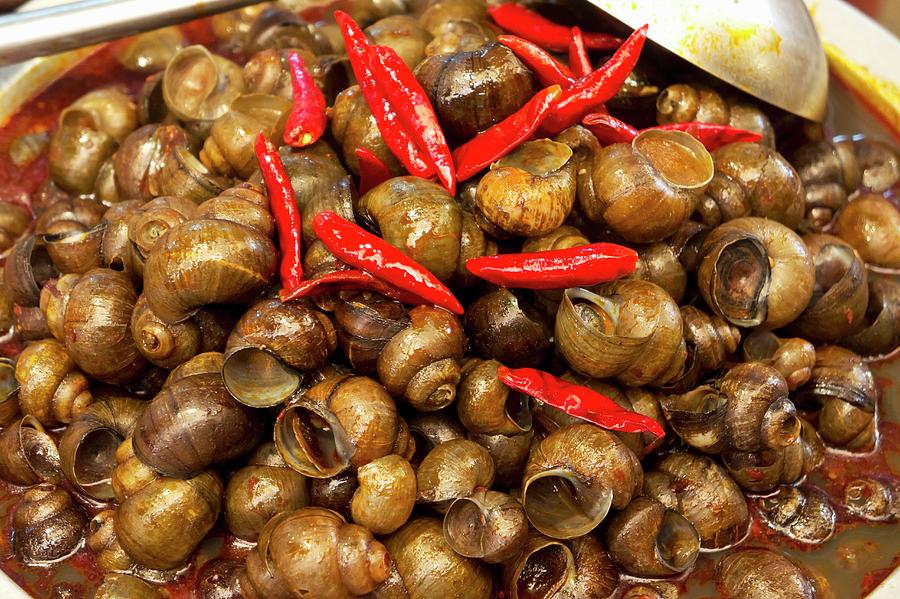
[716,549,823,599]
[94,574,165,599]
[791,138,860,229]
[310,471,359,521]
[842,274,900,359]
[351,454,416,535]
[425,18,494,56]
[443,488,528,564]
[655,83,775,146]
[843,477,900,522]
[86,510,135,573]
[415,42,536,141]
[456,358,532,436]
[697,216,815,329]
[198,560,245,599]
[742,329,816,390]
[14,338,92,427]
[475,139,577,237]
[588,129,714,242]
[464,288,552,368]
[13,484,87,564]
[522,423,641,539]
[832,193,900,270]
[555,281,686,387]
[666,305,741,392]
[416,438,495,512]
[334,293,410,375]
[4,234,59,307]
[241,507,391,599]
[0,416,63,486]
[331,85,403,177]
[33,197,106,275]
[366,15,433,69]
[162,45,244,122]
[116,26,184,73]
[407,409,466,465]
[243,47,336,102]
[755,485,836,545]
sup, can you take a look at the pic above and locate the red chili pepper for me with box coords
[582,112,763,151]
[465,243,637,290]
[255,134,303,292]
[497,366,665,437]
[312,210,464,315]
[654,122,763,151]
[582,111,639,145]
[488,3,622,52]
[335,11,435,179]
[568,27,592,78]
[453,85,563,182]
[538,24,648,137]
[284,50,327,147]
[498,35,575,88]
[280,269,424,304]
[369,45,456,195]
[355,147,392,195]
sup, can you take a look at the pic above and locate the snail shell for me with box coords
[443,488,527,564]
[843,477,900,521]
[335,293,409,376]
[464,288,552,368]
[842,274,900,359]
[162,45,244,122]
[742,329,816,390]
[13,484,87,564]
[755,485,836,545]
[0,416,63,486]
[351,454,416,535]
[832,193,900,270]
[86,510,135,572]
[791,138,860,229]
[416,438,495,512]
[457,358,532,436]
[4,234,59,307]
[716,549,821,599]
[95,574,165,599]
[14,338,92,427]
[0,202,31,255]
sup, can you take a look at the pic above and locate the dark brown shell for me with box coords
[464,288,551,368]
[13,484,87,564]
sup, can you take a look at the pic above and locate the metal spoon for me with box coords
[587,0,828,122]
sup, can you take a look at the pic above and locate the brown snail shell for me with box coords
[378,516,493,599]
[0,357,19,427]
[99,201,143,277]
[155,146,230,204]
[854,137,900,191]
[131,295,203,369]
[143,218,277,324]
[351,454,416,535]
[716,549,821,599]
[163,351,224,387]
[605,496,700,577]
[0,202,31,255]
[248,507,391,599]
[4,234,59,306]
[457,358,532,435]
[335,293,409,375]
[523,423,641,539]
[35,197,106,275]
[14,338,92,427]
[415,42,536,141]
[377,305,466,411]
[416,438,495,512]
[133,372,263,478]
[555,281,686,387]
[697,216,815,329]
[127,196,197,274]
[832,193,900,269]
[331,85,403,177]
[58,395,146,500]
[589,129,713,242]
[225,450,309,542]
[501,532,619,599]
[418,0,488,36]
[194,183,275,238]
[359,176,466,280]
[791,138,860,229]
[842,274,900,358]
[475,139,577,237]
[366,14,432,69]
[275,374,399,478]
[843,477,900,521]
[86,510,135,572]
[224,299,337,407]
[310,471,358,521]
[742,329,816,390]
[791,234,868,342]
[464,288,551,368]
[670,305,741,391]
[632,242,688,304]
[408,409,466,466]
[95,574,165,599]
[162,45,244,122]
[198,560,244,599]
[443,488,528,564]
[755,485,836,545]
[116,470,222,571]
[0,416,63,486]
[13,484,87,564]
[113,124,189,202]
[643,451,749,549]
[116,25,184,72]
[424,17,494,56]
[656,84,774,146]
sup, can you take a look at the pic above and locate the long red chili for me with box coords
[488,3,622,52]
[498,35,575,88]
[312,210,464,315]
[369,45,456,195]
[280,269,424,304]
[497,366,665,437]
[283,50,327,147]
[453,85,563,182]
[355,147,392,195]
[465,243,637,290]
[255,134,303,293]
[582,112,763,151]
[568,27,592,78]
[335,11,434,179]
[539,24,648,137]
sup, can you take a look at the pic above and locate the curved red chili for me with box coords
[539,24,648,137]
[284,50,327,147]
[583,112,763,151]
[279,269,423,304]
[335,11,435,179]
[497,366,665,437]
[355,147,392,195]
[582,111,639,144]
[369,45,456,195]
[568,27,592,78]
[498,35,576,88]
[453,85,562,182]
[255,134,303,292]
[488,3,622,52]
[312,210,464,315]
[465,243,637,290]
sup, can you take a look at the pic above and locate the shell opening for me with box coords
[443,497,489,558]
[516,542,571,599]
[0,358,18,400]
[522,468,612,539]
[275,404,351,477]
[711,238,770,326]
[656,510,700,572]
[633,129,714,190]
[742,330,779,362]
[506,393,532,432]
[223,347,301,408]
[73,428,121,497]
[760,397,801,449]
[19,418,62,484]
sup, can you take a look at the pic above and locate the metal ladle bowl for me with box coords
[587,0,828,122]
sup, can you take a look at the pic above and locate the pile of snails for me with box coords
[0,1,898,598]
